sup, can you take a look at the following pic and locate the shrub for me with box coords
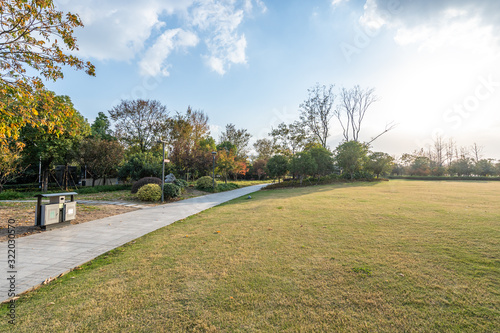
[118,151,165,181]
[196,176,215,191]
[137,184,162,202]
[173,179,188,189]
[163,183,181,199]
[131,177,162,194]
[341,170,374,180]
[0,190,26,200]
[217,183,239,192]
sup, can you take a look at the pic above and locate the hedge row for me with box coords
[388,176,500,181]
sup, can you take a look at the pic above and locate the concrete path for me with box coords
[76,200,150,209]
[1,184,267,302]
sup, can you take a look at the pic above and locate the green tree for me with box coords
[0,0,95,147]
[309,146,334,177]
[409,156,431,176]
[220,123,251,158]
[334,141,369,179]
[366,152,394,178]
[91,112,114,140]
[109,99,169,152]
[474,159,496,176]
[79,138,124,186]
[253,138,275,161]
[19,94,90,191]
[266,155,289,183]
[118,151,164,181]
[290,151,317,185]
[270,121,315,156]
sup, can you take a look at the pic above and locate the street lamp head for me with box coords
[212,151,217,156]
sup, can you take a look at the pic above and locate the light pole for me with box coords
[158,141,167,203]
[212,151,217,191]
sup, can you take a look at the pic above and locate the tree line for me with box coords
[393,137,500,177]
[1,1,499,194]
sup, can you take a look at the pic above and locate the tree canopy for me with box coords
[0,0,95,147]
[109,99,169,152]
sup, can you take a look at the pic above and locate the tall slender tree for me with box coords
[299,83,335,148]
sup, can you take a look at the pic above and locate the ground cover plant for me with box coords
[1,180,498,331]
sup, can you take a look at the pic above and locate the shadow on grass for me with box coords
[217,181,383,207]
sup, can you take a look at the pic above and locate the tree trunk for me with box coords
[64,164,69,190]
[41,169,49,192]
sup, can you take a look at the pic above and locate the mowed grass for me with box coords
[1,180,499,332]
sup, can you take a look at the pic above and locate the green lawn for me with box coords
[2,180,499,332]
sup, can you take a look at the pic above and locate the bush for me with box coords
[118,151,165,181]
[131,177,162,194]
[216,183,239,192]
[196,176,215,191]
[137,184,162,202]
[163,183,181,199]
[341,171,374,180]
[173,179,188,189]
[0,190,26,200]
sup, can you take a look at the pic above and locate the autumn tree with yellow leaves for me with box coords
[0,0,94,149]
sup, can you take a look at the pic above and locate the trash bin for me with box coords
[35,192,77,228]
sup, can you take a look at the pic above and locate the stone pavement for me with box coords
[0,184,268,302]
[76,200,150,209]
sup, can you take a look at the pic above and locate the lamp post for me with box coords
[212,151,217,191]
[158,141,167,203]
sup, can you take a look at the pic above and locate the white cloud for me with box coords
[54,0,194,61]
[54,0,262,76]
[394,15,495,55]
[331,0,350,8]
[191,0,249,74]
[139,29,199,77]
[359,0,389,31]
[359,0,500,55]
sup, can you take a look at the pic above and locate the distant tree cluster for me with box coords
[393,137,500,177]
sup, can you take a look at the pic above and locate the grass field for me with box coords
[1,180,499,332]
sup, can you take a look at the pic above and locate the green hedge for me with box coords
[389,176,500,181]
[0,184,132,200]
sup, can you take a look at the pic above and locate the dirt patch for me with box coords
[0,203,138,242]
[0,187,210,242]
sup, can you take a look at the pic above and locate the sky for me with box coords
[47,0,500,159]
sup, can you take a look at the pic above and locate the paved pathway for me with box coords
[0,184,267,302]
[76,200,150,209]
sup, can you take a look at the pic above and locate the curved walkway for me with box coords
[0,184,267,302]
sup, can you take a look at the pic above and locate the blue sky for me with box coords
[48,0,500,159]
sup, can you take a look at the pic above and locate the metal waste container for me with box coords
[35,192,77,228]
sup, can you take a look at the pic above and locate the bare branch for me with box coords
[366,122,397,145]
